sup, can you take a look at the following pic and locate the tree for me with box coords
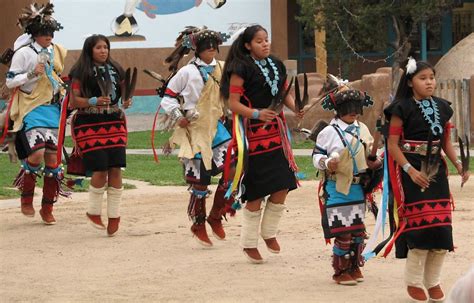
[296,0,460,95]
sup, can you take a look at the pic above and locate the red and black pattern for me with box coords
[72,112,127,172]
[404,199,452,232]
[73,116,127,153]
[247,119,282,156]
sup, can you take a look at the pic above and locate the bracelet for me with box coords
[88,97,98,106]
[324,157,332,170]
[251,109,260,119]
[456,159,462,166]
[367,155,377,161]
[402,162,412,173]
[318,157,328,170]
[169,107,184,123]
[27,70,37,80]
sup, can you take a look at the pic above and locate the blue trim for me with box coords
[333,246,349,256]
[421,22,428,61]
[441,13,453,54]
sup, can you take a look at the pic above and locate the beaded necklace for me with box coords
[253,57,279,96]
[414,97,443,135]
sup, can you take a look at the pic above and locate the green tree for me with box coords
[297,0,460,95]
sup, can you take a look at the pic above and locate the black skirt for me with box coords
[395,153,453,258]
[242,118,297,202]
[72,112,127,172]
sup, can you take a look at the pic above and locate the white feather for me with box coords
[406,57,417,75]
[229,26,247,43]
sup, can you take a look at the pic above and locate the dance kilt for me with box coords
[184,120,231,185]
[321,180,366,239]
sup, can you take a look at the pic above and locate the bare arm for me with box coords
[228,73,276,122]
[387,115,429,189]
[69,80,110,109]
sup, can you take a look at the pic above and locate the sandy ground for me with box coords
[0,177,473,303]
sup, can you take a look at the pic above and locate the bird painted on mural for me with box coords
[113,0,227,37]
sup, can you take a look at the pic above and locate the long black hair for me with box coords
[220,25,267,99]
[394,60,435,101]
[69,34,124,97]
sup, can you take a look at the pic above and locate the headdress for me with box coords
[405,56,417,75]
[165,26,229,72]
[320,74,374,116]
[17,3,63,37]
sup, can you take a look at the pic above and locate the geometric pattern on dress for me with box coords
[25,127,58,150]
[327,203,365,227]
[184,159,200,181]
[404,199,452,232]
[322,201,366,238]
[74,121,127,153]
[212,140,229,169]
[247,121,282,155]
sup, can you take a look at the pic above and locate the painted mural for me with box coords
[51,0,271,50]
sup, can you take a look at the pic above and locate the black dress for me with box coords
[230,55,297,202]
[71,64,127,172]
[384,96,454,258]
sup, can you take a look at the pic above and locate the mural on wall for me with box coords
[112,0,227,39]
[51,0,270,50]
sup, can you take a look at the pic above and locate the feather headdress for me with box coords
[17,3,62,36]
[319,74,373,115]
[165,26,229,72]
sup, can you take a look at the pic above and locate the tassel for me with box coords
[151,104,162,163]
[162,140,173,156]
[55,92,70,167]
[223,203,236,217]
[0,88,18,145]
[65,178,83,189]
[231,201,241,211]
[295,172,306,180]
[13,169,26,189]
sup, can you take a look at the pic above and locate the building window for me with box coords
[453,5,474,44]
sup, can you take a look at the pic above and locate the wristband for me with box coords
[402,162,412,173]
[251,109,260,119]
[324,157,332,170]
[27,71,37,80]
[367,155,377,161]
[88,97,98,106]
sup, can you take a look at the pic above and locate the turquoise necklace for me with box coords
[414,97,443,135]
[253,57,279,96]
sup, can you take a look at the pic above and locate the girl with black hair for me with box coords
[221,25,303,263]
[383,58,469,302]
[69,34,132,237]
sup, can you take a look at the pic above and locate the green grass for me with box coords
[64,131,172,149]
[0,155,18,198]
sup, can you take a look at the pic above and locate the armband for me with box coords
[230,85,244,95]
[389,126,403,136]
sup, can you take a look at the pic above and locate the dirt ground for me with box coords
[0,177,472,303]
